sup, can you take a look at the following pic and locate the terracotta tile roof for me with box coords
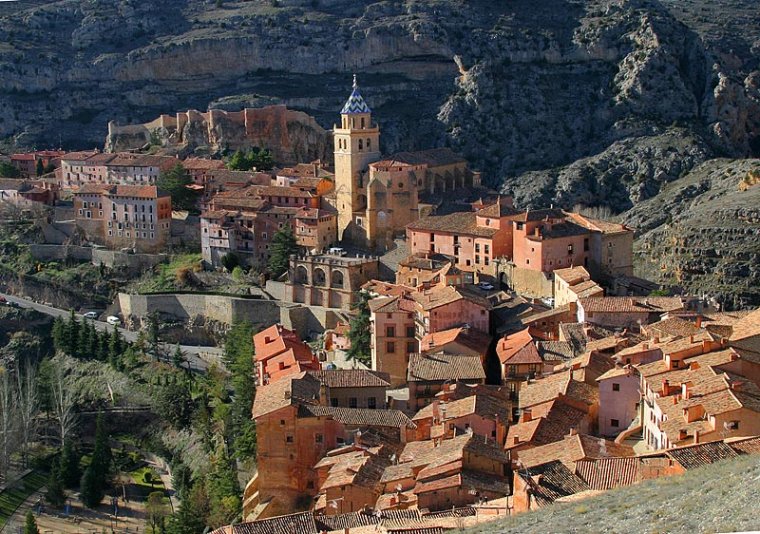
[476,202,522,218]
[516,460,590,507]
[518,371,598,409]
[407,211,499,238]
[729,308,760,353]
[422,507,476,519]
[728,435,760,455]
[537,341,577,362]
[564,212,630,235]
[665,440,739,470]
[388,529,443,534]
[569,280,604,299]
[643,317,705,339]
[407,352,485,382]
[596,365,639,381]
[301,406,416,429]
[522,304,573,326]
[389,147,466,167]
[506,401,588,450]
[314,509,422,532]
[411,393,510,422]
[509,208,566,223]
[251,373,321,418]
[363,280,415,297]
[574,457,644,490]
[526,221,590,240]
[254,324,315,364]
[496,328,542,365]
[224,511,317,534]
[419,327,492,355]
[411,284,492,311]
[553,266,592,286]
[579,297,685,314]
[516,434,634,470]
[61,150,99,162]
[181,157,226,170]
[413,470,510,496]
[307,369,390,388]
[369,294,416,314]
[73,184,168,199]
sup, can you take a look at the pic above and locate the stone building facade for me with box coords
[285,252,379,311]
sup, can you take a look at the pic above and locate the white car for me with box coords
[478,282,495,291]
[83,311,99,320]
[106,315,121,326]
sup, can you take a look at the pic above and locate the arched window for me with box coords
[358,139,363,150]
[295,265,308,284]
[331,270,344,289]
[314,268,327,287]
[361,117,365,128]
[367,138,371,150]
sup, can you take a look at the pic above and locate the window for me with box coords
[286,435,294,443]
[315,433,323,443]
[368,397,376,409]
[484,244,490,254]
[475,255,480,264]
[475,244,480,253]
[307,481,314,489]
[612,383,620,392]
[517,222,524,230]
[386,342,395,353]
[349,397,358,408]
[331,398,338,407]
[584,238,590,251]
[407,341,416,354]
[386,326,396,338]
[568,244,574,255]
[406,326,415,338]
[280,419,285,426]
[611,419,620,428]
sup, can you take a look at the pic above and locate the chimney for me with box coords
[568,428,578,437]
[642,342,649,350]
[432,400,441,423]
[689,335,694,343]
[693,429,700,444]
[521,408,532,423]
[695,316,703,328]
[689,362,700,371]
[731,380,744,392]
[682,382,692,400]
[653,336,660,344]
[284,389,291,399]
[662,379,670,396]
[513,436,520,445]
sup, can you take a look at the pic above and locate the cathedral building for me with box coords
[334,76,478,251]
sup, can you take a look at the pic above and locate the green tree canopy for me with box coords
[267,225,297,278]
[226,148,274,171]
[0,161,20,178]
[346,291,372,366]
[24,511,39,534]
[157,163,199,212]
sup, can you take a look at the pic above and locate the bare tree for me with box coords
[15,362,39,468]
[0,368,19,482]
[50,366,77,448]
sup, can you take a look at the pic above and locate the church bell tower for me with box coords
[334,75,381,243]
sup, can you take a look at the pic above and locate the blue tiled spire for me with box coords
[341,74,372,114]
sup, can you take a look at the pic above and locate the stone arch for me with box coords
[295,265,309,284]
[499,272,509,290]
[331,270,344,289]
[314,267,327,287]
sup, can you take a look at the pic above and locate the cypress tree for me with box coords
[58,440,81,488]
[267,225,297,278]
[24,511,39,534]
[65,309,79,356]
[52,316,65,353]
[79,466,104,508]
[46,466,66,507]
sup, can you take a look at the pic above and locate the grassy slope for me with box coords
[0,471,47,527]
[468,454,760,534]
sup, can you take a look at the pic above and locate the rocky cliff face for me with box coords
[2,0,759,303]
[622,159,760,307]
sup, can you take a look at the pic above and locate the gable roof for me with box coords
[411,284,491,311]
[665,440,739,470]
[497,328,542,365]
[300,405,416,429]
[221,511,318,534]
[506,400,588,450]
[251,373,321,418]
[516,460,590,507]
[407,352,485,382]
[407,211,498,238]
[419,326,492,355]
[307,369,390,389]
[579,297,685,314]
[516,433,635,469]
[411,393,510,422]
[518,371,598,409]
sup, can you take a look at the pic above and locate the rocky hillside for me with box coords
[468,453,760,534]
[623,158,760,308]
[1,1,758,175]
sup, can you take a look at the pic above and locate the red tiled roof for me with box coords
[407,352,485,382]
[307,369,390,388]
[419,326,492,355]
[579,297,685,314]
[496,328,542,365]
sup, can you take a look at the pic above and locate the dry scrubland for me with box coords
[468,454,760,534]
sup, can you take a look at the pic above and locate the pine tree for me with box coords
[267,225,297,278]
[172,344,185,368]
[65,309,79,357]
[96,330,109,362]
[58,440,81,488]
[346,291,372,366]
[35,158,44,177]
[90,413,112,478]
[108,326,122,368]
[166,479,209,534]
[24,511,39,534]
[206,444,241,528]
[79,466,104,508]
[51,316,65,353]
[156,163,199,211]
[46,466,66,507]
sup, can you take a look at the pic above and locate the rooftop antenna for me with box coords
[353,73,358,90]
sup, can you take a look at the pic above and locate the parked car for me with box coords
[106,315,121,326]
[83,311,99,320]
[477,282,495,291]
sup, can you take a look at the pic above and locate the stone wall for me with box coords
[117,292,280,328]
[500,264,554,299]
[29,244,167,273]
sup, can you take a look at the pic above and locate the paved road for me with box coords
[0,292,223,372]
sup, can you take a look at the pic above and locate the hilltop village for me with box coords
[2,78,760,533]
